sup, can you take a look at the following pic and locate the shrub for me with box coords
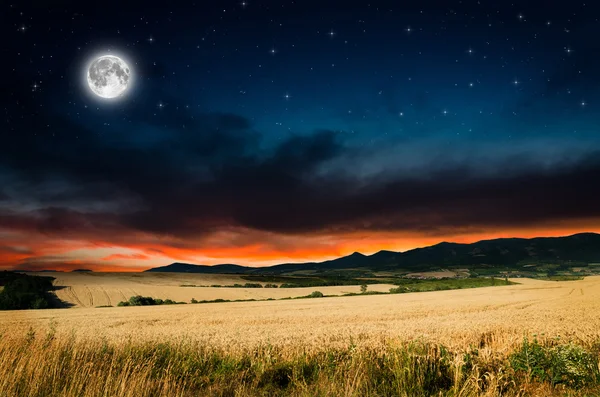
[509,338,600,388]
[389,286,409,294]
[360,284,368,293]
[0,272,56,310]
[243,283,263,288]
[117,296,185,307]
[308,291,324,298]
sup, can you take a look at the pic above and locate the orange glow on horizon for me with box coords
[1,223,599,272]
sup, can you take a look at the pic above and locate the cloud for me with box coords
[102,253,149,261]
[1,63,599,265]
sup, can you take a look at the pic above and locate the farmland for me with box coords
[31,272,398,308]
[1,275,600,395]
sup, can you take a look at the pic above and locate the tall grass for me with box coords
[1,330,599,396]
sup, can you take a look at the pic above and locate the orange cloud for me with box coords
[2,220,600,272]
[102,253,150,261]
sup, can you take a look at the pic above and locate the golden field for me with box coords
[2,275,600,396]
[31,271,397,308]
[3,275,600,350]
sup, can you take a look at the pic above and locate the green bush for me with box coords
[0,272,55,310]
[308,291,324,298]
[509,338,600,388]
[389,286,409,294]
[117,296,185,307]
[243,283,263,288]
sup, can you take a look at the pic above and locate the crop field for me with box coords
[2,276,600,396]
[31,272,397,308]
[3,276,599,349]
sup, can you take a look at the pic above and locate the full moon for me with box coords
[86,55,131,99]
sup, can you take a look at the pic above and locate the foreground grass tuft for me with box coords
[1,331,599,396]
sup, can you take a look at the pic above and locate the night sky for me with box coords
[2,0,600,271]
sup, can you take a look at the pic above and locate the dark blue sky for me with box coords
[2,0,600,270]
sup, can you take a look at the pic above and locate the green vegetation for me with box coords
[190,298,257,304]
[117,295,186,307]
[6,332,600,396]
[243,274,392,288]
[389,277,514,294]
[543,275,584,281]
[509,337,599,388]
[0,271,57,310]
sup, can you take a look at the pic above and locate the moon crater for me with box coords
[87,55,131,99]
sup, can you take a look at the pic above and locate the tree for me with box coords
[360,284,368,294]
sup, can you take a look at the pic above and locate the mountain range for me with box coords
[145,232,600,275]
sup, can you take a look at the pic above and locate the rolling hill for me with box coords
[145,232,600,275]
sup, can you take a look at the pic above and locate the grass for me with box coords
[1,330,599,396]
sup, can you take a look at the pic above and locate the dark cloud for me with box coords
[1,96,598,240]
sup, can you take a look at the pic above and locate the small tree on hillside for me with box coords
[360,284,368,294]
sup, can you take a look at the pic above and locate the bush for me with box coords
[117,296,185,307]
[389,286,409,294]
[0,272,56,310]
[360,284,368,293]
[509,338,600,388]
[264,283,279,288]
[308,291,324,298]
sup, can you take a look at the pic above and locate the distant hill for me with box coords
[147,263,250,274]
[145,233,600,275]
[71,269,93,272]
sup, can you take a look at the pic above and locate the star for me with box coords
[467,48,474,55]
[283,92,291,100]
[517,13,524,21]
[157,102,165,109]
[270,47,277,55]
[513,79,520,86]
[18,25,27,32]
[148,36,154,43]
[240,1,247,8]
[442,109,448,115]
[565,47,573,54]
[31,82,39,92]
[405,26,412,33]
[581,100,587,107]
[328,29,335,38]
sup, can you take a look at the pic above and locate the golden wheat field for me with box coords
[30,272,396,308]
[3,275,600,353]
[3,276,600,396]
